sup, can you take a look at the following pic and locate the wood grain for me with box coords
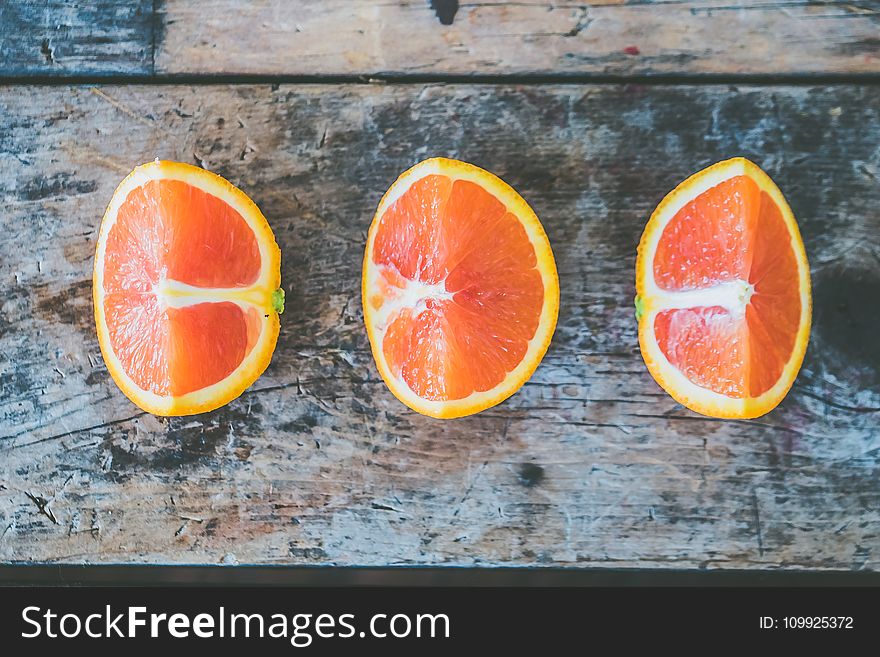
[0,0,154,77]
[1,1,878,78]
[153,0,880,76]
[0,83,878,568]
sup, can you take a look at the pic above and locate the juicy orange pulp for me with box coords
[103,179,263,397]
[652,175,801,399]
[370,174,545,402]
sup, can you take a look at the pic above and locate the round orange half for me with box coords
[363,158,559,419]
[636,157,811,419]
[93,160,283,416]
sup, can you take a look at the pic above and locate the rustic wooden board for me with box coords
[157,0,880,77]
[0,0,154,77]
[2,1,878,78]
[0,83,878,568]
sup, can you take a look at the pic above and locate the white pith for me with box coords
[154,277,273,309]
[651,279,754,317]
[639,159,748,304]
[366,264,454,334]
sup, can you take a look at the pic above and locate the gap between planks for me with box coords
[1,72,880,88]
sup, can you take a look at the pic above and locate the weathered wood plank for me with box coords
[156,0,880,76]
[0,83,878,568]
[0,1,154,77]
[1,1,878,78]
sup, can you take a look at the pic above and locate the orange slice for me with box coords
[93,160,283,416]
[636,158,811,419]
[363,158,559,419]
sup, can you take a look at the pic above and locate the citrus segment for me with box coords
[103,296,260,397]
[653,306,748,398]
[94,161,282,416]
[363,158,558,418]
[653,175,758,290]
[636,158,811,419]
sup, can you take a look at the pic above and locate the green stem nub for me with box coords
[272,288,286,315]
[634,295,645,321]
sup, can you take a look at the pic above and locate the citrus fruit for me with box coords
[93,160,283,416]
[363,158,559,419]
[636,157,811,419]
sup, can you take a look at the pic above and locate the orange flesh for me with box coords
[102,180,262,396]
[372,175,544,401]
[652,175,801,398]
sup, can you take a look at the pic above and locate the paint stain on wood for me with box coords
[430,0,459,26]
[19,174,96,202]
[107,417,257,478]
[34,279,93,331]
[518,463,546,488]
[40,39,55,65]
[84,369,108,386]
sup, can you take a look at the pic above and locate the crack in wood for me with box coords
[751,490,764,557]
[25,491,59,525]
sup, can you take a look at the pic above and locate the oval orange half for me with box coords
[363,158,559,419]
[636,157,811,419]
[93,161,283,416]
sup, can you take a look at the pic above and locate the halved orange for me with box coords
[93,160,283,416]
[363,158,559,419]
[636,157,811,419]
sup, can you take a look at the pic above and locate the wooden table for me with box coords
[1,1,878,570]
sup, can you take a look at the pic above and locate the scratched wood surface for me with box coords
[0,0,154,77]
[0,84,877,567]
[1,1,878,77]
